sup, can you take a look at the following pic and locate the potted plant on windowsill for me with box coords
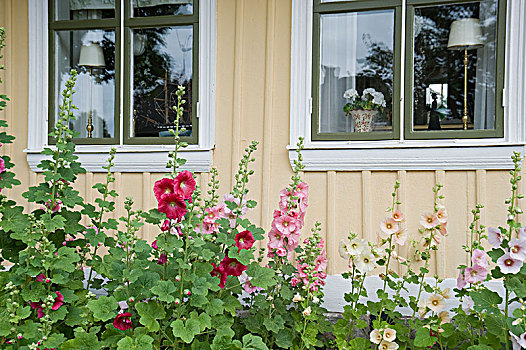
[343,88,386,132]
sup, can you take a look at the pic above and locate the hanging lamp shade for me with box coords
[78,43,106,67]
[447,18,484,50]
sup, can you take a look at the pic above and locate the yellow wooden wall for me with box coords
[0,0,523,279]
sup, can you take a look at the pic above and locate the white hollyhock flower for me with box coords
[355,251,376,273]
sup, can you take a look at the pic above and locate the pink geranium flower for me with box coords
[380,217,399,236]
[174,171,196,200]
[113,312,133,331]
[235,230,255,251]
[158,193,187,220]
[498,252,524,274]
[509,238,526,261]
[420,212,439,229]
[472,249,489,268]
[153,178,176,201]
[487,227,503,248]
[464,265,488,284]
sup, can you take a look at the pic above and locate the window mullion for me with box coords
[119,0,125,146]
[400,0,406,142]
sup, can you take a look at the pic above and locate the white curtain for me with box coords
[319,13,357,133]
[474,1,497,130]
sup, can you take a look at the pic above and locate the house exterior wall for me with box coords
[0,0,524,280]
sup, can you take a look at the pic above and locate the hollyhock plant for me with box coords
[487,227,503,248]
[420,212,439,229]
[464,264,488,284]
[509,238,526,260]
[380,217,399,236]
[173,170,196,199]
[497,252,523,274]
[472,249,489,268]
[219,256,247,277]
[113,312,133,331]
[157,192,187,220]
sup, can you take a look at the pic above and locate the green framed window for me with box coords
[311,0,505,141]
[49,0,199,145]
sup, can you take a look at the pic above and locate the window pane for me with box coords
[318,10,395,134]
[54,0,115,21]
[131,27,194,138]
[412,0,498,131]
[133,0,193,17]
[54,30,116,138]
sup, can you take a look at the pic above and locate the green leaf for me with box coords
[247,262,276,289]
[471,289,503,313]
[87,295,118,322]
[263,314,285,333]
[275,328,294,348]
[206,299,224,316]
[348,338,370,350]
[505,277,526,298]
[241,334,269,350]
[171,318,201,344]
[117,335,154,350]
[151,280,176,303]
[61,331,100,350]
[136,301,166,332]
[414,327,436,348]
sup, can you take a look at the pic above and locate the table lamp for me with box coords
[78,43,105,138]
[447,18,484,130]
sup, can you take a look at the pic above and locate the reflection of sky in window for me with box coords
[158,27,193,83]
[321,10,394,78]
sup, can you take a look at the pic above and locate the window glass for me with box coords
[54,0,115,21]
[133,0,193,17]
[54,29,116,138]
[131,26,193,138]
[318,10,395,134]
[412,0,498,131]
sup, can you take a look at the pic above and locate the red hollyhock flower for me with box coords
[157,253,167,265]
[30,302,45,318]
[158,193,187,220]
[52,291,63,310]
[151,240,158,250]
[153,178,176,201]
[211,262,228,289]
[174,171,196,200]
[161,219,170,231]
[113,312,133,331]
[219,256,247,277]
[235,230,255,251]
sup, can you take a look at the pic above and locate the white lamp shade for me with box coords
[447,18,484,50]
[78,43,106,67]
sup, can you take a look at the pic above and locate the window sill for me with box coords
[288,144,525,171]
[25,145,214,173]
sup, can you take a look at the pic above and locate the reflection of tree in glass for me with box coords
[133,1,192,17]
[98,31,116,84]
[132,28,193,137]
[414,3,496,127]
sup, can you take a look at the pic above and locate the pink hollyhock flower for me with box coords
[487,227,503,248]
[235,230,255,251]
[273,214,300,236]
[461,296,474,314]
[498,252,524,274]
[268,228,284,249]
[275,246,287,257]
[239,271,262,294]
[509,238,526,261]
[380,217,399,236]
[211,262,228,289]
[153,178,176,201]
[393,229,408,246]
[518,333,526,348]
[219,256,247,277]
[222,194,248,228]
[204,204,225,224]
[511,332,522,350]
[151,240,158,250]
[439,222,448,236]
[464,265,488,284]
[52,291,64,310]
[519,227,526,240]
[196,221,219,235]
[158,193,187,220]
[30,302,45,318]
[314,251,327,271]
[174,171,196,200]
[296,181,309,200]
[285,231,301,251]
[436,207,448,224]
[36,274,46,282]
[392,210,404,222]
[457,269,467,289]
[472,249,489,268]
[161,219,170,231]
[420,212,439,229]
[157,253,167,265]
[0,157,5,173]
[291,277,300,287]
[113,312,133,331]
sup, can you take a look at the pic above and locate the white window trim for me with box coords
[27,0,216,173]
[290,0,526,171]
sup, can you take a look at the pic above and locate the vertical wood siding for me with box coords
[0,0,523,279]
